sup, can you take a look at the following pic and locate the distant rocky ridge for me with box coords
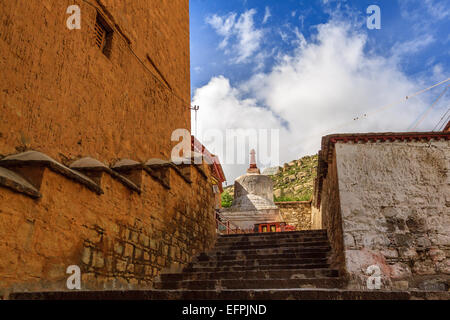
[223,154,318,203]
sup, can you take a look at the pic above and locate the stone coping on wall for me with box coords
[192,162,208,180]
[145,157,206,185]
[145,159,180,188]
[314,131,450,208]
[0,150,215,199]
[321,131,450,165]
[70,157,141,194]
[0,151,103,195]
[0,166,42,198]
[172,153,208,181]
[112,159,143,171]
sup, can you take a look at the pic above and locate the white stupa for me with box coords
[220,149,281,230]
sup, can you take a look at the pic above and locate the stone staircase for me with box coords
[153,229,343,292]
[10,229,446,299]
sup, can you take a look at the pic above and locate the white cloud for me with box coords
[400,0,450,21]
[432,64,445,79]
[205,13,237,49]
[424,0,450,20]
[391,34,435,59]
[234,9,263,63]
[263,6,271,24]
[193,20,445,183]
[399,0,450,35]
[298,15,305,30]
[279,31,288,43]
[206,9,263,63]
[292,27,307,48]
[192,76,281,181]
[278,25,307,49]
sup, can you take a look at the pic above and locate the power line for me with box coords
[439,114,450,131]
[432,106,450,131]
[300,78,450,141]
[406,78,450,100]
[409,85,448,131]
[437,112,450,132]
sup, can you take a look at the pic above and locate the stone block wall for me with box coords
[0,0,212,297]
[0,152,216,296]
[276,201,312,230]
[334,138,450,290]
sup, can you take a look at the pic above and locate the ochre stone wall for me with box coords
[276,201,312,230]
[335,140,450,291]
[0,0,219,297]
[0,161,216,295]
[0,0,190,162]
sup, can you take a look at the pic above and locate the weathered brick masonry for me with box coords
[275,201,312,230]
[313,132,450,291]
[0,0,219,295]
[0,152,216,294]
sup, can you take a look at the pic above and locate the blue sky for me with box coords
[191,0,449,91]
[189,0,449,182]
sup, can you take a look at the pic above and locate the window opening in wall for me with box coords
[94,13,113,58]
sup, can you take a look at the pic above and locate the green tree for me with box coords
[221,191,233,208]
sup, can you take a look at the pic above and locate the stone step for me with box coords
[159,268,340,281]
[189,257,328,268]
[153,278,344,290]
[194,251,328,262]
[11,289,422,300]
[184,262,330,273]
[216,235,328,245]
[215,240,330,251]
[219,230,327,239]
[209,245,331,256]
[218,230,328,240]
[145,288,410,300]
[152,230,336,295]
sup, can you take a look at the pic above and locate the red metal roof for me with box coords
[444,121,450,132]
[191,136,226,184]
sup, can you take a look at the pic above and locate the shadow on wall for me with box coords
[0,150,217,295]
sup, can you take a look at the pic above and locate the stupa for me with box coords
[220,149,281,229]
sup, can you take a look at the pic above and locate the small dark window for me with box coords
[270,225,276,233]
[94,13,113,58]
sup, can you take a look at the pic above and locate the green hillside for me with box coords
[270,154,318,201]
[221,154,318,206]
